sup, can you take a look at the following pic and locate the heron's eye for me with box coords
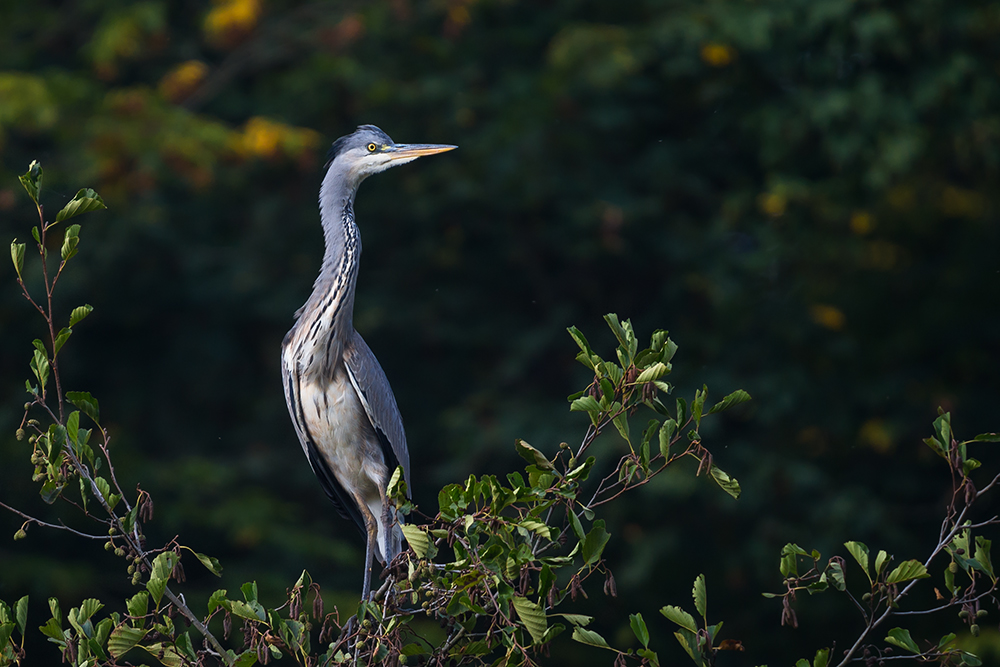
[367,143,377,152]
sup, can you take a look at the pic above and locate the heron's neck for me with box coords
[298,177,362,370]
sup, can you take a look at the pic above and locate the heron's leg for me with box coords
[361,516,377,601]
[379,487,399,563]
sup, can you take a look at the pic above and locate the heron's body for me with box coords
[281,125,454,598]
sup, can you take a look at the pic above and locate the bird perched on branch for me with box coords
[281,125,456,599]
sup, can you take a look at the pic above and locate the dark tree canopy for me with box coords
[1,0,999,663]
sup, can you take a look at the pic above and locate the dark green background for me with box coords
[2,0,999,663]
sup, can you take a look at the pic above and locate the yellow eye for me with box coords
[367,143,377,152]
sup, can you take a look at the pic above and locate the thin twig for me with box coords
[0,501,107,540]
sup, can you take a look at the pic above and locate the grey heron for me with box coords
[281,125,456,599]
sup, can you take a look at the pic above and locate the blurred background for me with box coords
[1,0,999,663]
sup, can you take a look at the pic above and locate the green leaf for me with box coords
[568,508,585,540]
[571,626,611,650]
[885,559,930,584]
[207,589,228,614]
[69,305,93,328]
[812,647,830,667]
[19,161,42,205]
[827,560,846,591]
[400,524,431,558]
[692,385,707,429]
[126,592,149,626]
[570,395,601,414]
[519,519,551,541]
[558,613,593,627]
[14,596,28,636]
[93,476,111,503]
[53,327,72,356]
[673,628,703,666]
[66,391,99,423]
[108,625,147,658]
[708,389,752,414]
[630,613,650,648]
[192,551,223,577]
[11,241,25,280]
[660,605,698,633]
[514,439,554,470]
[60,224,81,261]
[676,397,687,425]
[884,628,920,654]
[660,418,676,459]
[845,541,871,580]
[55,188,106,224]
[567,326,594,356]
[30,349,49,391]
[875,550,889,575]
[975,537,995,580]
[692,574,707,618]
[971,433,1000,442]
[636,362,669,383]
[709,465,741,499]
[511,596,547,645]
[612,412,630,445]
[581,520,610,565]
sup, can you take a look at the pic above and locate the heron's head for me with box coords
[324,125,456,188]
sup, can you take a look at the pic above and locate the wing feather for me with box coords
[343,329,411,492]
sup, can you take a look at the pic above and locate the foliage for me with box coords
[3,1,1000,664]
[2,163,751,665]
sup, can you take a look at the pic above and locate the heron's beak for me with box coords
[384,143,458,162]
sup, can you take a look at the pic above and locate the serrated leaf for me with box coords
[636,362,669,383]
[55,189,106,224]
[710,465,741,499]
[108,625,147,658]
[692,574,707,618]
[519,519,551,541]
[14,596,27,636]
[975,537,995,580]
[127,592,149,626]
[708,389,752,414]
[875,550,889,575]
[845,541,870,580]
[572,626,611,649]
[612,412,630,445]
[66,391,99,423]
[11,241,25,280]
[53,327,72,356]
[570,395,601,414]
[827,560,846,591]
[660,605,698,633]
[885,559,930,584]
[511,596,547,645]
[884,627,920,653]
[60,224,80,260]
[567,326,594,355]
[514,439,554,470]
[400,524,431,558]
[558,614,592,627]
[19,161,42,205]
[630,613,650,648]
[69,305,93,328]
[582,520,610,565]
[692,385,707,429]
[30,349,49,391]
[192,551,223,577]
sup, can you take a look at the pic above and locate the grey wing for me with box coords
[343,328,411,490]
